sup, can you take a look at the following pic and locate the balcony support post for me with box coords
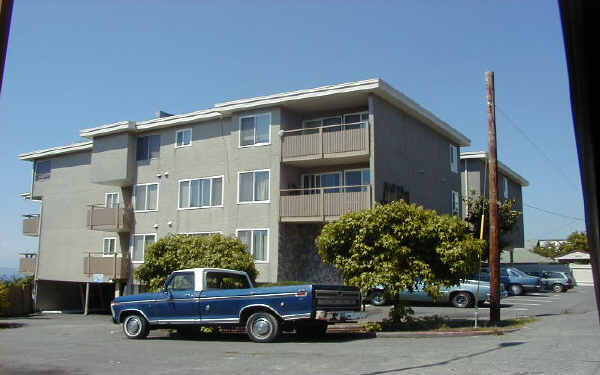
[320,188,325,221]
[319,127,323,158]
[113,253,117,280]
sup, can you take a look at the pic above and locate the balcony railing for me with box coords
[83,252,129,281]
[18,253,37,275]
[281,122,369,162]
[86,204,131,232]
[280,185,371,222]
[22,215,40,236]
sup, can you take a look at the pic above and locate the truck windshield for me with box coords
[205,272,250,289]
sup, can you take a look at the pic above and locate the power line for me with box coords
[524,203,585,221]
[495,104,580,191]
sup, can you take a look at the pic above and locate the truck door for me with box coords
[153,272,199,321]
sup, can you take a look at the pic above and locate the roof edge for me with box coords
[19,141,93,161]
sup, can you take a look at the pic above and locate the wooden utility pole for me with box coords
[0,0,14,94]
[487,71,501,325]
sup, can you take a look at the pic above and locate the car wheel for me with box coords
[296,320,328,338]
[510,284,523,296]
[552,283,564,293]
[246,311,280,343]
[122,314,149,339]
[451,292,473,308]
[370,291,387,306]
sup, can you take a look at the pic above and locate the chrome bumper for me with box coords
[315,310,367,322]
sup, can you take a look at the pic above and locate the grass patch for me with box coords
[362,316,537,333]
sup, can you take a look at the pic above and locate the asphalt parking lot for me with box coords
[1,286,598,375]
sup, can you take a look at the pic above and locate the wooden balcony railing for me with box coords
[18,254,36,275]
[83,252,129,281]
[22,215,40,236]
[281,122,369,161]
[280,185,371,222]
[86,204,131,232]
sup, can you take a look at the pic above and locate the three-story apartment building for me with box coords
[460,151,529,249]
[19,79,470,311]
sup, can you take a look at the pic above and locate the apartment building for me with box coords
[19,78,470,311]
[460,151,529,249]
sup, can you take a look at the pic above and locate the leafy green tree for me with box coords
[0,282,9,315]
[316,200,485,321]
[135,234,258,291]
[533,231,590,258]
[463,195,522,256]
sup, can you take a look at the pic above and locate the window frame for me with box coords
[502,175,509,200]
[450,144,458,173]
[131,233,157,264]
[102,237,117,257]
[343,168,370,192]
[451,190,460,216]
[105,192,120,208]
[238,112,272,148]
[136,134,161,162]
[133,183,160,212]
[175,128,192,148]
[235,228,269,263]
[237,169,271,204]
[177,175,224,210]
[34,160,51,181]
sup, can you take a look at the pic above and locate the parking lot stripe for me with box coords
[510,303,540,306]
[504,308,529,311]
[512,299,556,303]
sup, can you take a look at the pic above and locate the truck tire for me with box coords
[370,291,387,306]
[450,292,473,308]
[246,311,281,343]
[122,314,149,339]
[296,320,328,338]
[510,284,523,296]
[552,283,564,293]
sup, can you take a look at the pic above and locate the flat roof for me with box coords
[461,151,529,187]
[21,78,471,160]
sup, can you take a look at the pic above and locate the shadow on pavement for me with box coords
[147,331,375,343]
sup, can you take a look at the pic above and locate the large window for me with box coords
[450,144,458,173]
[132,234,156,263]
[303,112,368,132]
[136,134,160,161]
[236,229,268,262]
[344,169,370,192]
[239,113,271,147]
[105,192,119,208]
[134,183,159,211]
[179,176,223,209]
[205,271,250,289]
[238,170,270,203]
[175,128,192,148]
[103,237,116,256]
[35,160,51,181]
[303,172,342,193]
[167,272,195,291]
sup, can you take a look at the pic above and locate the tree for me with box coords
[463,195,522,256]
[316,200,485,321]
[135,234,258,291]
[533,231,590,258]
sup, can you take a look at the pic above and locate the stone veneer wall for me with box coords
[277,223,343,284]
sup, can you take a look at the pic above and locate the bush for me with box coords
[0,282,9,315]
[135,234,258,291]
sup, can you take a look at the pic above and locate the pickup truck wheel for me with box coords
[552,283,564,293]
[122,314,149,339]
[246,312,280,343]
[370,291,387,306]
[510,284,523,296]
[451,292,473,308]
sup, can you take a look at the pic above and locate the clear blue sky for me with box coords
[0,1,584,268]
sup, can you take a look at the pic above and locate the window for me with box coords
[502,176,509,199]
[303,112,368,132]
[344,169,370,192]
[136,134,160,161]
[239,113,271,147]
[105,193,119,208]
[175,128,192,148]
[132,234,156,262]
[205,272,250,289]
[179,176,223,209]
[343,112,369,130]
[134,183,159,211]
[451,191,460,216]
[237,229,268,262]
[303,172,342,193]
[167,272,195,291]
[35,160,51,181]
[238,170,270,203]
[103,238,116,256]
[450,145,458,173]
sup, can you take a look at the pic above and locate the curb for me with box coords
[327,325,520,338]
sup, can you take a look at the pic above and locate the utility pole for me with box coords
[487,71,501,325]
[0,0,14,94]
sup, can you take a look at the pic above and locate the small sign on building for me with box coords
[92,273,105,283]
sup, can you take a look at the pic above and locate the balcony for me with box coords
[18,253,37,275]
[86,204,131,232]
[83,252,129,281]
[22,215,40,236]
[280,185,371,222]
[281,122,370,166]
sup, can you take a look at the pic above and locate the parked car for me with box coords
[365,279,508,308]
[527,271,573,292]
[480,267,542,296]
[110,268,365,343]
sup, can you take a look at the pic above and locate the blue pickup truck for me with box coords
[110,268,364,343]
